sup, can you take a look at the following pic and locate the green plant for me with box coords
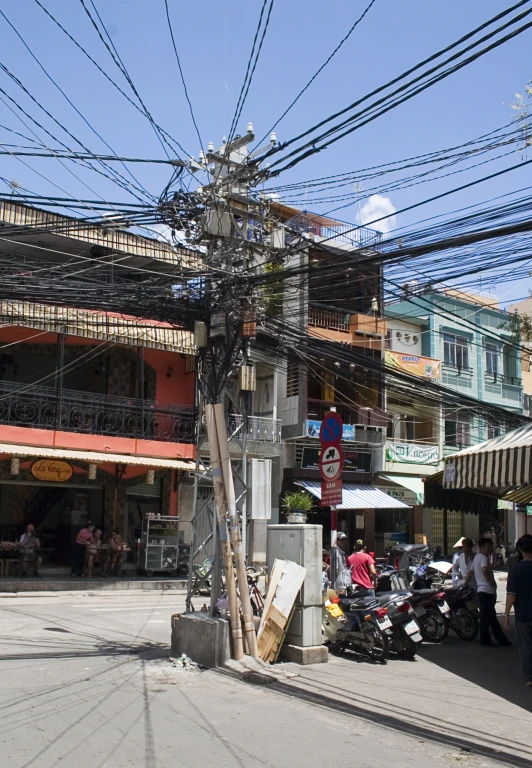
[281,490,315,514]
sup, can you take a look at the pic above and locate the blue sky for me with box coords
[0,0,530,303]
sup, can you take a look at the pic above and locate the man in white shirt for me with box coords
[465,537,510,647]
[452,538,477,589]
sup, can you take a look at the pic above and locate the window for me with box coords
[485,343,499,376]
[487,417,501,440]
[444,410,470,447]
[444,333,469,370]
[286,360,299,397]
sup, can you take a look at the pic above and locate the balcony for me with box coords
[306,399,386,444]
[0,380,195,443]
[228,414,282,443]
[308,307,385,350]
[484,372,522,387]
[285,212,382,249]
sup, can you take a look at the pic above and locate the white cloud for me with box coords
[357,194,396,234]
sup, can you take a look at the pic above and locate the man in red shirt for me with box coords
[347,540,377,597]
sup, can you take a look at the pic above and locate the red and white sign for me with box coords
[321,479,343,507]
[319,445,343,482]
[320,411,343,507]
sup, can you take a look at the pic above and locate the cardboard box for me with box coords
[415,534,428,545]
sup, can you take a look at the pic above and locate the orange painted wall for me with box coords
[0,327,195,407]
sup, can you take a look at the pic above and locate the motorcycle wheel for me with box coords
[452,608,479,641]
[396,635,419,659]
[420,607,449,643]
[365,627,390,664]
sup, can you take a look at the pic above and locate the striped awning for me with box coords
[443,421,532,490]
[0,441,194,470]
[297,480,410,509]
[0,300,195,355]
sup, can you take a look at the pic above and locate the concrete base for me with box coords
[171,613,231,668]
[279,643,329,665]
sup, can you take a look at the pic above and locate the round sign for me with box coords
[31,459,73,483]
[319,410,343,446]
[319,445,344,482]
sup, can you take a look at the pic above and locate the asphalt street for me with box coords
[0,585,530,768]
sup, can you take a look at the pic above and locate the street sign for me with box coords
[319,411,343,446]
[321,479,343,507]
[320,412,343,508]
[319,445,343,482]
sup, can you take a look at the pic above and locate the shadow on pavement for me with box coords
[262,670,531,768]
[418,621,532,714]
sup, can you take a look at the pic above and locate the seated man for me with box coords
[19,524,42,577]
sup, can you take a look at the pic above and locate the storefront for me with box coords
[296,480,411,555]
[0,444,193,573]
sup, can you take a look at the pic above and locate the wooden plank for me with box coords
[257,561,307,664]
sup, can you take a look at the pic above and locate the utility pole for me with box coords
[178,124,278,659]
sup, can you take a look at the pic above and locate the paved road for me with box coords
[0,588,530,768]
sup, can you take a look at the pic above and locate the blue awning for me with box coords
[297,480,411,510]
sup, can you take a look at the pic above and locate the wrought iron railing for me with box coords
[228,414,282,442]
[0,380,196,443]
[485,371,522,387]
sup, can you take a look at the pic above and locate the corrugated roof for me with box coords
[297,480,411,509]
[0,442,194,470]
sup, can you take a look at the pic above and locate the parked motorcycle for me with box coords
[323,592,390,663]
[376,591,423,658]
[376,570,449,644]
[444,584,479,641]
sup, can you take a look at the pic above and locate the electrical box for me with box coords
[267,524,323,647]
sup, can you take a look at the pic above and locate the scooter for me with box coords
[376,590,423,658]
[443,584,479,641]
[323,591,391,663]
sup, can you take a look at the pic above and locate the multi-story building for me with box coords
[385,287,523,550]
[0,201,198,572]
[273,208,411,554]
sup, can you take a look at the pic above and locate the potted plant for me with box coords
[282,490,315,524]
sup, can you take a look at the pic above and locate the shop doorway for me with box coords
[0,482,103,567]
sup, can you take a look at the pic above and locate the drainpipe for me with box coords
[55,329,65,429]
[475,310,483,440]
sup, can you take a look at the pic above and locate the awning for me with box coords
[379,474,424,504]
[0,300,195,354]
[443,421,532,490]
[297,480,411,509]
[0,442,194,470]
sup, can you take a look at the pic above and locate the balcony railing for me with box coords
[308,307,350,333]
[485,371,522,387]
[307,398,387,429]
[0,380,195,443]
[285,212,382,248]
[228,414,282,443]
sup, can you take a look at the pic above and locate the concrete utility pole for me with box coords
[182,125,278,659]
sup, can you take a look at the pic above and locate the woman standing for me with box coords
[86,528,102,578]
[72,523,94,577]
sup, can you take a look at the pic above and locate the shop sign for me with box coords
[301,447,372,472]
[305,419,358,441]
[375,485,419,506]
[31,459,73,482]
[385,350,441,381]
[386,441,439,464]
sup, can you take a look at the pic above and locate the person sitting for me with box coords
[19,524,42,577]
[104,531,124,577]
[86,528,102,578]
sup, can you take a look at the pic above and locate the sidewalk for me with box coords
[0,574,187,593]
[261,579,531,768]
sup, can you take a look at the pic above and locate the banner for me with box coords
[386,441,439,464]
[385,350,441,381]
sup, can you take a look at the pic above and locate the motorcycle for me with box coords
[323,591,390,663]
[377,570,448,645]
[493,543,507,570]
[444,584,479,641]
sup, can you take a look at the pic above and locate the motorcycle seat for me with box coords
[414,588,438,598]
[341,596,379,609]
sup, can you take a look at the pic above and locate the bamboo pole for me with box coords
[205,404,244,660]
[213,403,259,657]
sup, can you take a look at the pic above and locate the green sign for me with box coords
[386,441,440,465]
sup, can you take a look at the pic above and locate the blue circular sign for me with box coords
[319,411,343,446]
